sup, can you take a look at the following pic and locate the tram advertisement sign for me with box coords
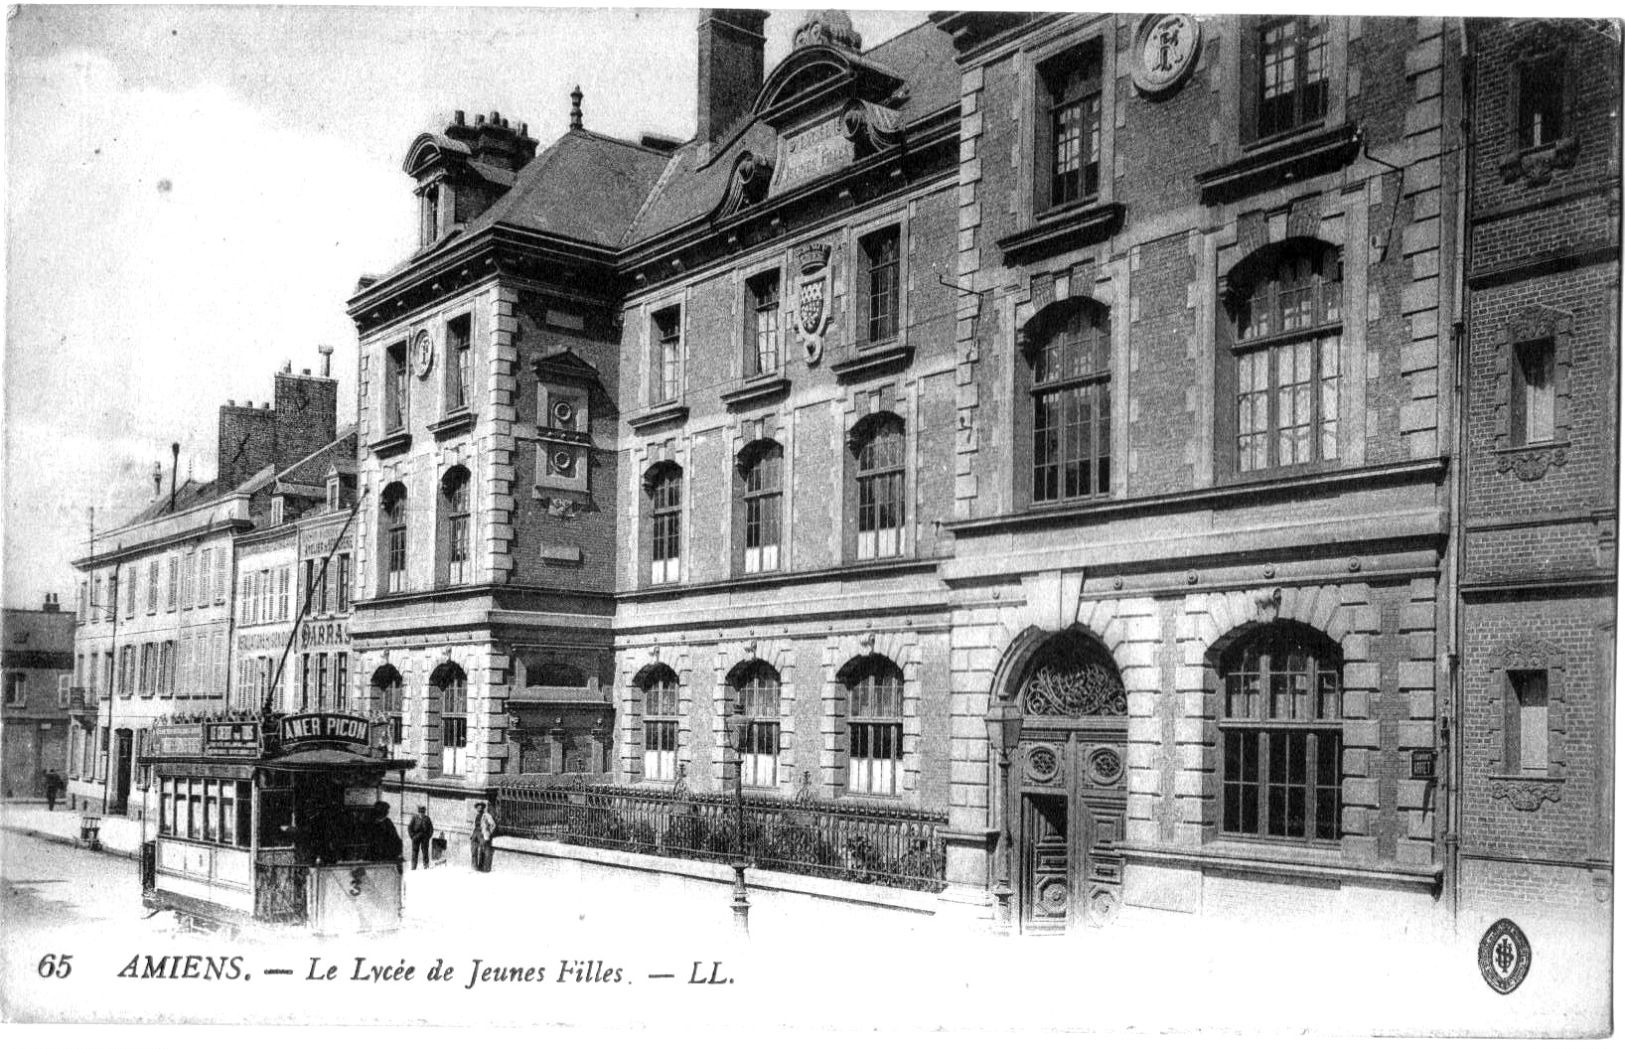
[278,712,376,755]
[204,721,261,757]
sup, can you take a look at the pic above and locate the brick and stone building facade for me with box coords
[344,11,1618,935]
[68,359,340,815]
[2,596,75,799]
[1456,17,1618,948]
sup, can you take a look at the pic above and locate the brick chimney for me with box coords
[696,10,768,145]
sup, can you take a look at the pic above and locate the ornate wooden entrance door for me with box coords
[1011,632,1127,932]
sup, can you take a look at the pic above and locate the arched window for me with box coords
[841,655,904,795]
[1029,301,1111,503]
[371,664,404,745]
[645,463,682,585]
[439,466,471,587]
[429,661,468,777]
[636,664,680,781]
[738,441,783,574]
[850,414,905,560]
[380,483,408,595]
[1218,623,1342,842]
[1224,240,1342,473]
[728,661,781,789]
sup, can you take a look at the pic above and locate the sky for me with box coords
[3,4,930,609]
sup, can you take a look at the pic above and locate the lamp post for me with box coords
[723,703,751,935]
[983,698,1024,927]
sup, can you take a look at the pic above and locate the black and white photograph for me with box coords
[2,5,1619,1036]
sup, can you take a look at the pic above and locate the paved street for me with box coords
[2,829,143,933]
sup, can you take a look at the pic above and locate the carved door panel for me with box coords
[1021,794,1070,931]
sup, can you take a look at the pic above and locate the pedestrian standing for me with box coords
[369,801,404,863]
[407,805,434,870]
[43,769,62,811]
[470,802,497,872]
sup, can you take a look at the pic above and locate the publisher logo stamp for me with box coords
[1478,918,1532,994]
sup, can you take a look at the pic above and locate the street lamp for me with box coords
[722,702,751,936]
[983,697,1024,926]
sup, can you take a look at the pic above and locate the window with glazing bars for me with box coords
[855,416,905,560]
[1255,16,1329,140]
[385,342,409,432]
[860,227,900,344]
[846,657,904,795]
[748,270,781,376]
[446,472,471,585]
[1230,243,1341,472]
[735,666,780,789]
[1219,626,1342,842]
[641,668,680,781]
[373,666,404,745]
[742,444,782,574]
[649,467,681,584]
[384,488,408,594]
[447,314,472,413]
[653,307,682,404]
[1042,46,1102,208]
[1032,303,1111,502]
[436,665,468,776]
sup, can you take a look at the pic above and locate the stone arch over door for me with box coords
[993,623,1129,933]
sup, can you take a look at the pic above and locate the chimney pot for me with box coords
[302,368,311,375]
[569,85,584,131]
[319,344,334,377]
[476,114,485,125]
[454,109,465,124]
[227,399,236,407]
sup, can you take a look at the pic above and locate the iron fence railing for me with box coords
[494,780,948,892]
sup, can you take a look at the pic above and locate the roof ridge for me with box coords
[273,425,358,483]
[622,148,687,247]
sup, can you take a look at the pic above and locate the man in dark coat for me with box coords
[407,805,434,869]
[43,770,62,811]
[369,801,403,862]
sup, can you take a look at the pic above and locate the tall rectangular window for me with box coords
[847,661,904,796]
[1508,670,1550,774]
[214,549,227,604]
[1032,303,1112,502]
[181,552,195,608]
[336,554,351,612]
[198,550,211,608]
[277,566,290,621]
[122,569,133,617]
[301,654,311,711]
[737,670,781,789]
[1518,58,1565,149]
[420,184,440,246]
[317,654,330,711]
[860,226,900,344]
[652,307,682,404]
[1255,16,1329,140]
[446,314,472,413]
[438,672,469,777]
[91,574,101,623]
[742,445,782,574]
[855,417,906,560]
[1041,45,1102,209]
[385,341,409,432]
[160,641,175,694]
[1512,338,1556,445]
[748,270,781,377]
[335,653,348,712]
[147,561,159,614]
[649,468,682,585]
[640,670,680,782]
[447,475,471,586]
[166,557,178,611]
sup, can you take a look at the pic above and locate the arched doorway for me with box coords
[1005,629,1127,932]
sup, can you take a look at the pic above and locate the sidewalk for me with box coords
[1,801,147,858]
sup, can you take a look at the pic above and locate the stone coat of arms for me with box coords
[793,242,832,365]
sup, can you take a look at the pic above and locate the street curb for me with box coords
[1,824,138,861]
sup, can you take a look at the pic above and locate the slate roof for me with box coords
[274,427,358,489]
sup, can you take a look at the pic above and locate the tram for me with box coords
[138,711,414,934]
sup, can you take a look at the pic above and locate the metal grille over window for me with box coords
[854,415,905,560]
[734,663,781,789]
[742,443,782,574]
[845,656,904,796]
[1219,625,1343,842]
[1032,301,1112,502]
[640,666,680,782]
[1257,16,1329,140]
[1229,242,1342,472]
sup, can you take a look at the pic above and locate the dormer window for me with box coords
[419,183,441,247]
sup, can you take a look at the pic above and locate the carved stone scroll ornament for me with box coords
[1490,777,1563,811]
[1022,649,1127,718]
[1496,444,1567,481]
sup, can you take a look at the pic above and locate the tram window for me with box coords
[236,788,253,846]
[203,784,218,842]
[159,780,173,835]
[188,779,202,840]
[260,789,294,849]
